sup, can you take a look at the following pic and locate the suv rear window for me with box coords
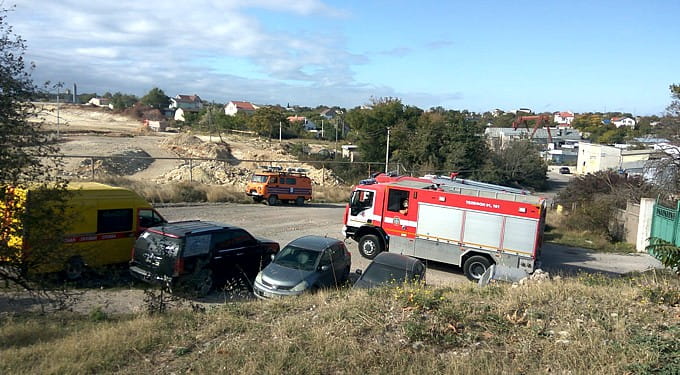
[138,231,182,256]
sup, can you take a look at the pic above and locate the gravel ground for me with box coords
[1,203,663,315]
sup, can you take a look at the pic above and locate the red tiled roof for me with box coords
[558,111,574,118]
[287,116,306,122]
[176,94,201,103]
[232,101,255,110]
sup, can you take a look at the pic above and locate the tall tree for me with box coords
[110,92,138,110]
[0,8,57,183]
[0,7,73,305]
[247,106,288,138]
[345,98,421,164]
[140,87,169,109]
[479,140,548,190]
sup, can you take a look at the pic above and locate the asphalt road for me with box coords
[158,201,663,286]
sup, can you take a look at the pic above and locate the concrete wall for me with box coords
[613,198,655,253]
[614,202,640,245]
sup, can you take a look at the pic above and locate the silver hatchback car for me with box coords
[253,236,351,299]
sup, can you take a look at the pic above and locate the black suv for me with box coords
[129,221,279,296]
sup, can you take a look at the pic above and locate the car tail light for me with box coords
[173,257,184,276]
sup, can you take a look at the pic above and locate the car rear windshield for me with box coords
[273,245,320,271]
[362,263,410,284]
[138,232,182,257]
[251,175,268,183]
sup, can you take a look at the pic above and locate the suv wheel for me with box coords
[295,197,304,206]
[267,195,278,206]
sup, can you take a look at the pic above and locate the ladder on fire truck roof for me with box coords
[418,175,544,205]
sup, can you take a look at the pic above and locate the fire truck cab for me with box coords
[342,174,546,281]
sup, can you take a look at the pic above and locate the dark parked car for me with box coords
[353,252,425,289]
[129,221,279,296]
[558,167,571,174]
[253,236,351,299]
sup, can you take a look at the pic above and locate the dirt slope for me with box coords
[38,104,342,186]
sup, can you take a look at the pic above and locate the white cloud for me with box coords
[6,0,458,108]
[74,47,120,59]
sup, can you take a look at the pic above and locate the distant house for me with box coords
[484,127,581,149]
[224,101,258,116]
[174,107,200,122]
[287,115,317,131]
[633,136,670,146]
[88,97,111,108]
[341,144,359,162]
[170,94,203,110]
[553,111,575,126]
[577,142,658,175]
[320,108,342,119]
[491,109,504,117]
[612,117,636,128]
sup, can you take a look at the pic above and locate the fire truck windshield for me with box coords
[350,190,374,215]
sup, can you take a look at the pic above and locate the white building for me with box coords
[224,101,258,116]
[612,117,636,128]
[553,111,574,126]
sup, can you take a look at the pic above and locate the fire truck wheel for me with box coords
[267,195,278,206]
[65,256,84,280]
[295,197,305,206]
[463,255,492,281]
[358,235,382,259]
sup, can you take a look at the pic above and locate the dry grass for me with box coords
[545,210,637,253]
[1,271,678,374]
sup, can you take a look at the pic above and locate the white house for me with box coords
[287,116,317,131]
[224,101,258,116]
[341,144,359,162]
[320,108,342,119]
[553,111,574,126]
[612,117,636,128]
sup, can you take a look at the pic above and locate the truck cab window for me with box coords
[387,190,409,213]
[97,208,133,233]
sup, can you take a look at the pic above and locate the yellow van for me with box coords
[1,182,166,279]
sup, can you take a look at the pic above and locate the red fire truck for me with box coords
[342,174,546,280]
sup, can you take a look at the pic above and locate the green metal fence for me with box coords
[650,200,680,246]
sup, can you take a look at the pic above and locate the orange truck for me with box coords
[245,166,312,206]
[1,182,166,278]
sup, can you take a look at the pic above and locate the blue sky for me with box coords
[8,0,680,115]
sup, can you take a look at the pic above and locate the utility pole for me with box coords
[334,121,338,159]
[56,82,63,138]
[321,119,324,139]
[279,121,282,143]
[385,127,391,173]
[208,103,213,142]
